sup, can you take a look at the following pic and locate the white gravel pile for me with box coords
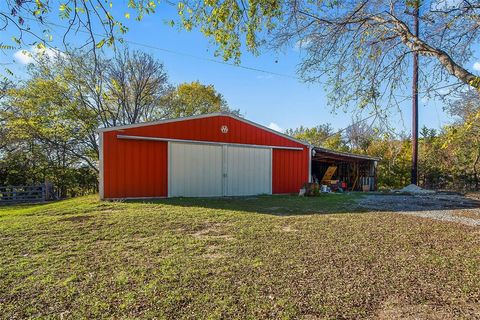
[398,184,435,194]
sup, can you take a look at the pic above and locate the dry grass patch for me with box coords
[280,225,298,232]
[376,297,454,320]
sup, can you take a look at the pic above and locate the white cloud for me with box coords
[473,62,480,72]
[13,46,64,65]
[13,49,34,64]
[294,38,312,52]
[268,122,283,132]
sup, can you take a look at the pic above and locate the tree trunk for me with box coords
[473,148,480,190]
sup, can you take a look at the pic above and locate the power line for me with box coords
[126,39,300,80]
[19,17,470,93]
[24,17,301,81]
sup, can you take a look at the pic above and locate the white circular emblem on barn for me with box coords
[221,125,229,133]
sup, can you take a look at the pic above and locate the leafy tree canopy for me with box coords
[161,81,235,118]
[4,1,480,113]
[174,0,480,110]
[286,124,349,151]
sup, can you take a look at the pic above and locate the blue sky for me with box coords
[1,2,477,134]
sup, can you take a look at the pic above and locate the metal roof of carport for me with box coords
[313,147,380,162]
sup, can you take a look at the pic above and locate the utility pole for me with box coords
[411,0,420,185]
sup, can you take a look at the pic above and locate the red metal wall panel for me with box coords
[118,115,304,148]
[103,131,167,198]
[102,115,310,198]
[272,149,309,194]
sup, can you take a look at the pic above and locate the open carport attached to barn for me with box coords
[311,147,379,191]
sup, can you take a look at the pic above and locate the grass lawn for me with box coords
[0,194,479,319]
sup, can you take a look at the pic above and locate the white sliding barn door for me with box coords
[224,146,272,196]
[169,142,223,197]
[169,142,272,197]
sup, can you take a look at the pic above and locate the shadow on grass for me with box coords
[5,192,478,217]
[124,192,480,216]
[0,201,55,210]
[125,193,371,216]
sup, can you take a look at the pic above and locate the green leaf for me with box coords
[0,43,15,50]
[96,39,106,48]
[36,42,46,50]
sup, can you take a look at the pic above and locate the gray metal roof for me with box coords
[313,147,380,161]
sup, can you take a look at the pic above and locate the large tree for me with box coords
[24,49,237,153]
[0,77,99,196]
[442,90,480,189]
[2,77,98,172]
[26,49,171,158]
[345,117,379,153]
[175,0,480,109]
[105,49,171,124]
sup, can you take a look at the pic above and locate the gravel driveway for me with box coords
[357,193,480,227]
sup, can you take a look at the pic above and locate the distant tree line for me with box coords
[287,91,480,192]
[0,48,236,197]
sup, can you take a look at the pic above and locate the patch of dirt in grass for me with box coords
[99,209,116,213]
[59,215,93,222]
[193,232,234,241]
[201,245,228,260]
[375,297,468,320]
[454,209,480,220]
[201,252,226,260]
[190,223,234,241]
[281,225,298,232]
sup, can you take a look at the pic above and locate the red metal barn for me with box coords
[99,113,312,199]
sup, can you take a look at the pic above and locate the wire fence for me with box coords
[0,184,56,204]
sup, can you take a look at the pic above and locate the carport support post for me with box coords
[308,146,313,183]
[411,0,420,186]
